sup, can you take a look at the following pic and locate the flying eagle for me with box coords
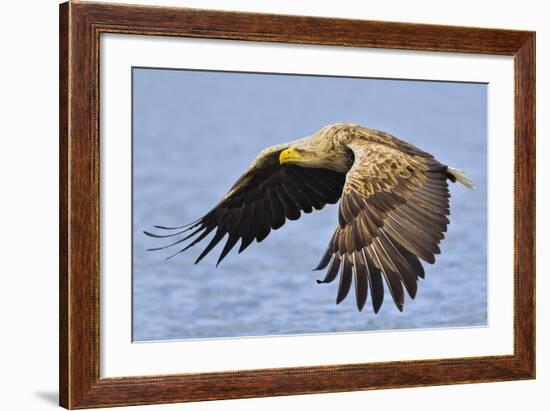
[145,123,473,313]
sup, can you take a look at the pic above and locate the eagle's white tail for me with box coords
[448,167,475,189]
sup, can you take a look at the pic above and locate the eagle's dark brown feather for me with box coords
[313,140,451,312]
[145,145,346,265]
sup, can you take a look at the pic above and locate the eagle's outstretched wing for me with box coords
[314,139,451,313]
[144,144,346,265]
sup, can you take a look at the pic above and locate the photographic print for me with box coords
[133,68,487,342]
[60,4,535,406]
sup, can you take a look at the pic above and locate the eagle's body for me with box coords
[145,123,473,313]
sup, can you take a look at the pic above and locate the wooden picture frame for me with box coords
[59,1,535,408]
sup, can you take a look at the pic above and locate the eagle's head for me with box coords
[279,124,354,173]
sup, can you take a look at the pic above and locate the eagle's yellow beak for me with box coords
[279,148,302,165]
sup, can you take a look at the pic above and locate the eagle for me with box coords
[145,123,474,313]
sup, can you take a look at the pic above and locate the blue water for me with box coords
[132,68,487,341]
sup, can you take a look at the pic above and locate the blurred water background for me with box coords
[132,67,487,341]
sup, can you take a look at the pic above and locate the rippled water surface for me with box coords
[132,68,487,341]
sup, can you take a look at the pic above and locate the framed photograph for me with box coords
[59,1,535,408]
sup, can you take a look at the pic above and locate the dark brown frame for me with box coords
[59,1,536,409]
